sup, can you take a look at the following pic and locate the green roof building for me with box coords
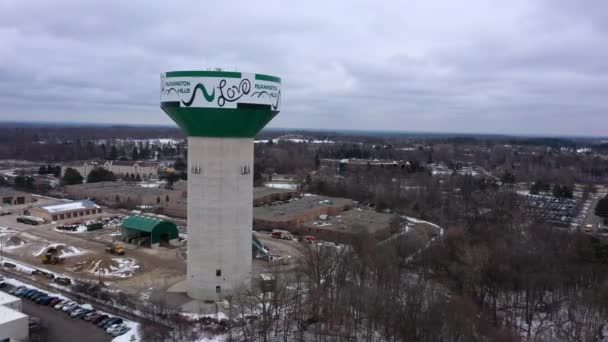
[121,215,179,248]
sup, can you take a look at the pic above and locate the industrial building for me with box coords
[302,209,398,243]
[253,187,297,206]
[161,70,282,300]
[121,215,179,248]
[29,199,102,223]
[64,181,185,210]
[253,195,354,231]
[0,292,28,341]
[0,187,32,206]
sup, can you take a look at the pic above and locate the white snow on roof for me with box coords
[40,200,99,213]
[0,305,27,325]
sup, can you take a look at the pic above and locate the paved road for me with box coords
[2,285,112,342]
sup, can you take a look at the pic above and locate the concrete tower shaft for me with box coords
[187,137,253,299]
[160,70,281,300]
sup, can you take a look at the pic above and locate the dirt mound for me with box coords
[33,244,84,258]
[1,236,26,249]
[72,255,139,278]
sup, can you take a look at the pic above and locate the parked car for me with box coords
[48,298,62,306]
[44,296,57,305]
[102,317,122,329]
[73,308,93,319]
[17,289,32,297]
[301,235,316,244]
[112,325,131,337]
[84,311,100,321]
[0,276,6,287]
[16,288,31,297]
[21,289,34,298]
[28,317,42,331]
[31,293,47,301]
[65,305,80,314]
[70,308,86,318]
[61,302,77,312]
[25,290,40,299]
[106,323,124,334]
[9,286,26,295]
[92,314,109,324]
[36,295,51,304]
[54,300,69,309]
[53,277,72,286]
[97,317,114,327]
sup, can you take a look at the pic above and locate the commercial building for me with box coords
[29,199,102,223]
[301,208,397,243]
[121,215,179,248]
[253,187,297,206]
[61,160,160,179]
[0,292,28,341]
[0,188,32,206]
[253,195,354,231]
[64,181,185,210]
[161,70,282,300]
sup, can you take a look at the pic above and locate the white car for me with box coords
[70,308,84,317]
[62,302,77,312]
[54,300,67,309]
[106,323,124,334]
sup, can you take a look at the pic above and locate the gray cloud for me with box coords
[0,0,606,136]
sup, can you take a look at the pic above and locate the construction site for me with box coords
[0,183,440,312]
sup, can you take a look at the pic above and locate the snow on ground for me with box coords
[74,257,140,278]
[181,311,229,321]
[3,256,37,274]
[54,224,88,233]
[404,216,444,236]
[33,243,85,258]
[112,320,141,342]
[108,258,140,277]
[4,277,71,302]
[137,180,165,188]
[3,256,75,285]
[0,226,27,249]
[40,200,99,213]
[264,182,297,190]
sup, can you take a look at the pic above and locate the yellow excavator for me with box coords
[41,252,64,265]
[105,242,125,255]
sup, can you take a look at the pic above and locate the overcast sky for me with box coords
[0,0,606,136]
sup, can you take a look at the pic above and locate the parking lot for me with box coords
[19,290,112,341]
[0,280,135,341]
[521,194,579,228]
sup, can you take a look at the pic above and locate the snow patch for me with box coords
[33,244,85,258]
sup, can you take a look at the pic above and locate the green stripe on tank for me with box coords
[161,102,279,138]
[255,74,281,83]
[166,71,242,78]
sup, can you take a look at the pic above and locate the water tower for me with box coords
[160,70,281,300]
